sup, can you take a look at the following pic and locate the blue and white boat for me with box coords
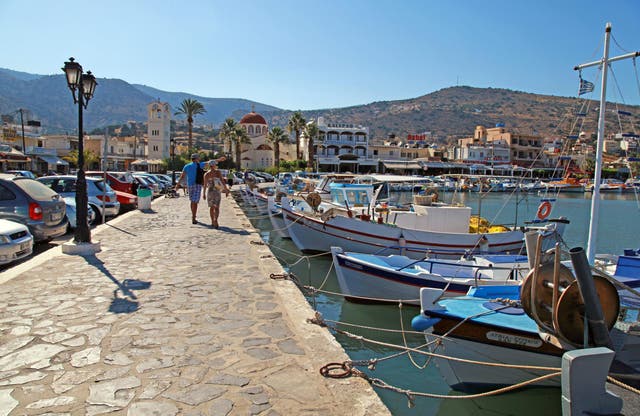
[332,246,529,305]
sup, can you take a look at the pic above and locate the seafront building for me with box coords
[3,101,638,177]
[455,124,545,168]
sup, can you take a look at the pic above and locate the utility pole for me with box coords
[18,108,25,152]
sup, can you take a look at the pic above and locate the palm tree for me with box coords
[174,98,206,151]
[304,120,319,171]
[219,118,238,160]
[267,126,288,173]
[232,125,250,169]
[64,149,99,170]
[287,111,306,160]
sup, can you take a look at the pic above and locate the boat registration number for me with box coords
[486,331,542,348]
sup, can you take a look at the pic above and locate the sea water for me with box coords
[243,191,640,416]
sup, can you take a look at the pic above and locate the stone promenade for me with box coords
[0,191,389,415]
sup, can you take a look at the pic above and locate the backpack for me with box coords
[195,163,204,185]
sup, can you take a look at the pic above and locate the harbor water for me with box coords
[242,190,640,415]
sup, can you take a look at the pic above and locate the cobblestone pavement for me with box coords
[0,192,389,415]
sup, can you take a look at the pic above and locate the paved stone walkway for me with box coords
[0,192,389,415]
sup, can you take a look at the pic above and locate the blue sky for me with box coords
[1,0,639,110]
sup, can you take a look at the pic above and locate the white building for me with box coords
[312,117,377,173]
[236,111,296,170]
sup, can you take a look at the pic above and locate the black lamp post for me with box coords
[170,137,176,185]
[62,57,97,244]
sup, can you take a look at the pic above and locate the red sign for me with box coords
[407,134,426,141]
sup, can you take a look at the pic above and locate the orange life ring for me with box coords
[537,201,552,220]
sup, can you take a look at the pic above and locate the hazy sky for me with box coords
[2,0,639,109]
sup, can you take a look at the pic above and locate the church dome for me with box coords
[240,111,267,125]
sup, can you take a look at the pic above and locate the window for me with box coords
[0,184,15,201]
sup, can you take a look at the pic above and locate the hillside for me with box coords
[265,86,640,143]
[0,69,279,132]
[1,68,638,141]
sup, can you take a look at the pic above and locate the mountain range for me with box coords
[1,67,638,143]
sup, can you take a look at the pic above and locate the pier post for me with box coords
[561,347,622,415]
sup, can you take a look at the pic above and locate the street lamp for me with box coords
[62,57,97,244]
[170,137,176,185]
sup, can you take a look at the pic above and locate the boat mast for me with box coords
[574,23,640,263]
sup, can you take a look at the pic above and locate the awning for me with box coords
[38,155,69,166]
[382,162,422,170]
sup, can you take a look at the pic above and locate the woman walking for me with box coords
[202,159,230,228]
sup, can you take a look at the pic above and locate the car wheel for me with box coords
[64,215,72,234]
[89,205,103,225]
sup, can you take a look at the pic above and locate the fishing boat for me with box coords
[412,247,640,390]
[280,191,567,259]
[267,196,289,239]
[331,246,531,305]
[412,23,640,391]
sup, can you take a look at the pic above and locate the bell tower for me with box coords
[147,100,171,160]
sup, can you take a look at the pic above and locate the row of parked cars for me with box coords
[0,170,174,267]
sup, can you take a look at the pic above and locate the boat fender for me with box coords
[411,314,441,331]
[537,201,552,220]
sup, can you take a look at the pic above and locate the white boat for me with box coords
[331,246,530,305]
[267,196,290,239]
[281,193,567,259]
[412,23,640,391]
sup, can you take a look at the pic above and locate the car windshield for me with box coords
[13,178,59,200]
[92,180,112,192]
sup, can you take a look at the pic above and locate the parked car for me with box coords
[230,171,245,185]
[133,174,161,196]
[62,197,96,230]
[0,219,33,265]
[136,173,171,193]
[253,171,274,182]
[85,172,137,210]
[113,190,137,212]
[37,175,120,224]
[85,171,135,194]
[6,170,37,179]
[0,173,68,242]
[132,175,158,197]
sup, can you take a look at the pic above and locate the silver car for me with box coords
[0,174,68,242]
[0,219,33,265]
[62,197,96,230]
[38,175,120,224]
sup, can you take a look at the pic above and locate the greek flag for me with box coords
[579,78,595,95]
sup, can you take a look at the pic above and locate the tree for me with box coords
[64,149,99,170]
[174,98,206,151]
[304,120,319,170]
[287,111,306,160]
[266,126,288,173]
[219,118,238,159]
[232,125,250,169]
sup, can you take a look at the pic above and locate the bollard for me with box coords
[561,347,622,415]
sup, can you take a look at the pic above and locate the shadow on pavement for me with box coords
[82,254,151,314]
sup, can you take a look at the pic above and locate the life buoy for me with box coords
[537,201,552,220]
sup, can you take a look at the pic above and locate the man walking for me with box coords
[176,154,205,224]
